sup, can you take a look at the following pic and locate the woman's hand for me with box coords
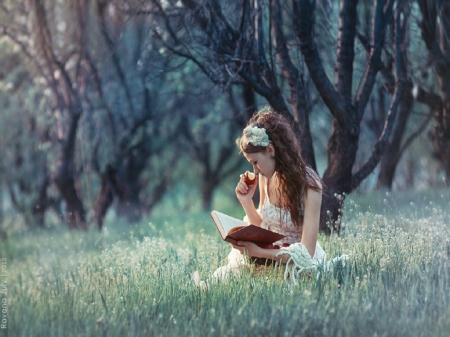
[232,241,261,257]
[235,171,258,205]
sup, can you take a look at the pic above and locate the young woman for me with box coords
[210,109,327,281]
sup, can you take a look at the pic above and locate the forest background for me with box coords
[0,0,449,233]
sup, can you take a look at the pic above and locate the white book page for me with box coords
[214,211,247,234]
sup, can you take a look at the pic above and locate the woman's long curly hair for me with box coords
[238,108,322,227]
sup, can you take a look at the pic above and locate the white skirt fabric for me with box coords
[211,241,327,281]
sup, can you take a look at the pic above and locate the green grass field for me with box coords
[1,189,450,336]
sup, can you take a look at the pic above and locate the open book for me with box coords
[210,210,285,247]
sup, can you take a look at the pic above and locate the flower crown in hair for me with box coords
[243,126,270,147]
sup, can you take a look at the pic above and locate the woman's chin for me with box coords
[265,172,276,179]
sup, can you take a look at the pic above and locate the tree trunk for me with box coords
[270,0,316,169]
[376,84,414,189]
[242,83,257,121]
[93,166,117,230]
[53,113,87,230]
[201,178,215,211]
[29,175,51,227]
[418,0,450,188]
[115,165,143,224]
[376,148,398,190]
[31,0,88,230]
[320,118,360,233]
[294,0,403,232]
[114,155,147,224]
[434,103,450,187]
[54,176,86,230]
[404,156,416,189]
[94,179,112,230]
[116,196,142,224]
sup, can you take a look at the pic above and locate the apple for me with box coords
[244,172,256,185]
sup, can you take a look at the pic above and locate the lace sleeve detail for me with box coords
[305,166,320,182]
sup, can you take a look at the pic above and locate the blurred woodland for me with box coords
[0,0,449,233]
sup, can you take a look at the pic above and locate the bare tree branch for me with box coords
[351,0,405,189]
[355,0,394,120]
[335,0,357,106]
[95,0,136,115]
[0,26,48,80]
[293,0,346,124]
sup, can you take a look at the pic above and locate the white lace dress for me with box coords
[213,169,326,280]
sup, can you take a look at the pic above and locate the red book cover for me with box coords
[210,210,285,247]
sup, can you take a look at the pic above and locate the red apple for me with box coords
[244,172,256,185]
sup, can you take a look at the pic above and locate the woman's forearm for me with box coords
[256,248,292,264]
[240,200,262,226]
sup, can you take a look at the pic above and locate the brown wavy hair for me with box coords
[238,108,322,227]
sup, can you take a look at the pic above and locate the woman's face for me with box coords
[243,147,276,179]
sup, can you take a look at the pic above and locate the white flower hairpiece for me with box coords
[242,126,270,147]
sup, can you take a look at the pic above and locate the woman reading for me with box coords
[209,108,327,281]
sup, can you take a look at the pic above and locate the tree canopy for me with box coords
[0,0,447,231]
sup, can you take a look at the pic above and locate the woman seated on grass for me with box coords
[209,108,327,281]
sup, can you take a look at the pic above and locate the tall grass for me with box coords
[2,189,450,336]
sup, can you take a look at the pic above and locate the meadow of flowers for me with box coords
[2,189,450,336]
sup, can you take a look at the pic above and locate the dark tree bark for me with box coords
[93,166,117,230]
[30,176,51,227]
[31,0,88,229]
[242,83,257,122]
[376,84,414,189]
[294,0,405,232]
[270,0,316,169]
[201,174,217,211]
[357,6,432,191]
[418,0,450,185]
[52,112,87,229]
[114,153,148,223]
[87,4,174,228]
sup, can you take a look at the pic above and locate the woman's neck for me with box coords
[267,172,282,206]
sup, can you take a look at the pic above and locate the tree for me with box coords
[1,0,180,229]
[358,5,433,190]
[117,1,261,211]
[148,0,408,232]
[0,43,60,227]
[177,85,251,210]
[417,0,450,185]
[149,0,318,169]
[1,0,91,229]
[85,1,180,228]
